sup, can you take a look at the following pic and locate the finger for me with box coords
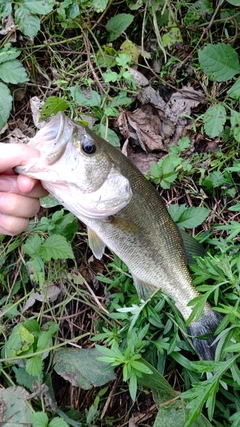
[0,175,48,198]
[17,175,48,197]
[0,143,40,172]
[0,192,40,218]
[0,214,29,236]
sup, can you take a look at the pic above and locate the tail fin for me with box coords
[188,310,222,360]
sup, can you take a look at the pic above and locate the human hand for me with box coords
[0,143,48,236]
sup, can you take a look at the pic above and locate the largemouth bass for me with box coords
[16,112,220,360]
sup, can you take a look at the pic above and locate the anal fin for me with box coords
[131,273,159,301]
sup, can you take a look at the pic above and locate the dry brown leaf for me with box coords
[126,106,166,152]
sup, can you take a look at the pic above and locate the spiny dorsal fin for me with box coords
[88,227,106,260]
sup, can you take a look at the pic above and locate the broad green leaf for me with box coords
[203,104,226,137]
[54,348,116,389]
[0,43,20,64]
[0,82,12,130]
[162,27,183,49]
[168,204,187,223]
[0,59,28,84]
[103,69,119,83]
[22,0,55,14]
[26,355,43,376]
[49,417,69,427]
[120,40,139,62]
[15,7,40,37]
[0,386,32,426]
[94,123,120,147]
[40,96,69,122]
[39,235,74,261]
[92,0,109,13]
[0,2,11,18]
[23,234,42,256]
[106,13,134,41]
[14,367,39,391]
[69,87,101,107]
[153,402,213,427]
[225,0,240,4]
[175,206,210,229]
[116,53,132,67]
[202,171,227,189]
[230,110,240,142]
[227,76,240,99]
[31,411,49,427]
[198,44,240,81]
[4,324,34,358]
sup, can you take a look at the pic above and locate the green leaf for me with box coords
[54,347,116,389]
[227,76,240,99]
[137,359,176,401]
[131,360,153,374]
[0,59,28,84]
[69,87,101,107]
[116,53,132,67]
[26,355,43,376]
[0,386,32,426]
[225,0,240,4]
[168,204,187,223]
[26,256,45,288]
[203,105,226,138]
[230,110,240,142]
[198,43,240,81]
[92,0,109,13]
[14,367,39,391]
[49,417,69,427]
[40,97,69,122]
[22,0,55,14]
[39,235,74,261]
[172,205,210,229]
[103,70,119,83]
[0,82,12,130]
[30,411,49,427]
[37,322,58,351]
[94,124,120,147]
[15,7,40,37]
[0,43,20,64]
[4,324,34,358]
[162,27,183,49]
[0,2,11,19]
[23,234,42,256]
[106,13,134,41]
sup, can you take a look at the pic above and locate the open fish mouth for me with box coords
[16,113,75,175]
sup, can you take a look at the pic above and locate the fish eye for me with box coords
[81,136,96,155]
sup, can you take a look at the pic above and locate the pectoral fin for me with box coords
[178,228,206,265]
[131,273,159,301]
[88,227,106,259]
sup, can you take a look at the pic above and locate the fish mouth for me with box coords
[15,112,74,176]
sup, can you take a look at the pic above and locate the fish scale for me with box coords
[15,112,221,360]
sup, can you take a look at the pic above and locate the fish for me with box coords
[15,112,221,360]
